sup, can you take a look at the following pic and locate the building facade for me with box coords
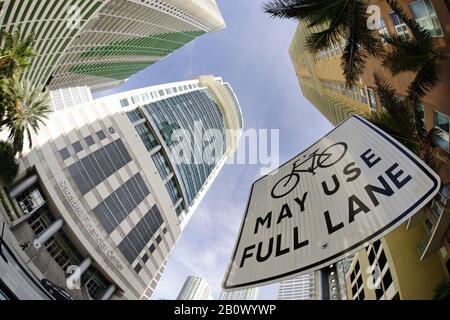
[277,274,315,300]
[277,264,348,301]
[219,288,259,300]
[0,0,225,92]
[177,276,212,300]
[289,0,450,299]
[0,75,243,300]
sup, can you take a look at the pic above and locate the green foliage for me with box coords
[264,0,383,86]
[0,29,50,155]
[364,73,443,168]
[0,29,35,79]
[383,0,445,107]
[1,79,51,153]
[0,141,19,185]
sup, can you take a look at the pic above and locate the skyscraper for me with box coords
[277,265,348,301]
[0,0,225,92]
[219,288,259,300]
[277,274,315,300]
[289,0,450,299]
[1,75,243,299]
[288,21,369,126]
[177,276,212,300]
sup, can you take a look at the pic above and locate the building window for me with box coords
[409,0,444,37]
[85,136,95,146]
[352,86,359,102]
[134,264,142,274]
[28,207,83,271]
[375,18,389,44]
[341,83,347,96]
[347,86,353,99]
[417,103,425,128]
[96,130,106,141]
[117,205,163,264]
[375,288,384,299]
[59,148,70,160]
[382,270,393,290]
[367,88,377,111]
[131,96,140,104]
[135,123,158,151]
[390,12,411,40]
[378,250,388,270]
[360,87,368,104]
[166,177,182,206]
[72,142,83,153]
[368,249,376,266]
[127,109,144,123]
[152,151,172,179]
[120,98,129,108]
[83,269,109,300]
[435,111,450,151]
[373,239,382,253]
[17,185,46,215]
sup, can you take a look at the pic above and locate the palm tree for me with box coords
[1,79,50,154]
[365,73,441,170]
[264,0,383,86]
[382,0,450,108]
[0,141,19,186]
[0,29,35,79]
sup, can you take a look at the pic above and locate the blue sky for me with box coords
[96,0,332,300]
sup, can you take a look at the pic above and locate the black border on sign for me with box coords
[223,115,440,290]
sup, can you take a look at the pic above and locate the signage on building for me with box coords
[223,116,440,290]
[58,179,125,272]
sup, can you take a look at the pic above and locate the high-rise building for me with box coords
[177,276,212,300]
[219,288,259,300]
[49,86,94,111]
[289,0,450,299]
[277,274,315,300]
[0,0,225,92]
[277,263,347,301]
[0,75,243,300]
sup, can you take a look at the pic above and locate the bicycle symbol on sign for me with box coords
[271,142,348,199]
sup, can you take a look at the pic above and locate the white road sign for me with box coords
[223,116,440,291]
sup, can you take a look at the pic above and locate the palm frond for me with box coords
[407,59,440,104]
[264,0,346,21]
[382,36,435,75]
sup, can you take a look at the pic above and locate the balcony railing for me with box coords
[417,184,450,259]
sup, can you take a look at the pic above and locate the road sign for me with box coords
[223,116,440,291]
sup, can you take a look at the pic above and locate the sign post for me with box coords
[223,116,440,291]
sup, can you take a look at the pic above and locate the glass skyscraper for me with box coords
[0,0,225,92]
[2,75,242,299]
[98,75,243,227]
[177,276,213,300]
[219,288,259,300]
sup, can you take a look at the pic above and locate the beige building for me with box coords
[289,0,450,299]
[0,76,243,299]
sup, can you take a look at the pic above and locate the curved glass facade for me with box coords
[144,89,226,205]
